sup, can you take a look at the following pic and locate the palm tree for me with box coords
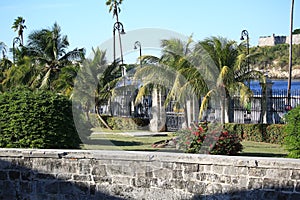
[73,47,122,129]
[12,17,27,45]
[106,0,123,22]
[198,36,263,123]
[134,36,209,128]
[26,22,85,90]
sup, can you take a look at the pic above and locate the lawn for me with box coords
[81,131,288,157]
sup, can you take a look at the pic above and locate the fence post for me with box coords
[260,76,274,124]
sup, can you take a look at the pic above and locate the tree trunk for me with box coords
[95,105,113,130]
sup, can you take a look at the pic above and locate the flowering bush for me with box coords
[176,122,243,155]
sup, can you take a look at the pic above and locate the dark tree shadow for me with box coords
[0,159,125,200]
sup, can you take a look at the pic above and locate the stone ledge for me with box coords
[0,148,299,169]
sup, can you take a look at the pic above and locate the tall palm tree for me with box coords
[198,36,263,123]
[73,47,122,129]
[12,17,27,45]
[26,22,85,90]
[106,0,123,22]
[134,36,209,127]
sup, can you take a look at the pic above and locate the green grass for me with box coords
[240,141,288,157]
[82,131,288,157]
[81,133,176,151]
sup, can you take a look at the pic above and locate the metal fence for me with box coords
[230,89,300,124]
[107,88,300,131]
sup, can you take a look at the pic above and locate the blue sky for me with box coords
[0,0,299,59]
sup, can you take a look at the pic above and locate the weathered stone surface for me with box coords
[0,149,299,199]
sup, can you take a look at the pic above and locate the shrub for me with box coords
[176,122,243,155]
[265,124,286,144]
[284,106,300,158]
[107,117,149,130]
[224,123,286,144]
[0,88,81,149]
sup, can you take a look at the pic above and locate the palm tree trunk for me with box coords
[95,105,112,130]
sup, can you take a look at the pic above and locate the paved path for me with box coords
[92,131,169,137]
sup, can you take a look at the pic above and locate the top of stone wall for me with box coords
[0,148,299,169]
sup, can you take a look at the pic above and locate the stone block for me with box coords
[45,182,59,194]
[59,181,74,195]
[280,180,295,192]
[248,178,263,190]
[106,165,122,175]
[266,169,290,179]
[172,169,183,179]
[296,181,300,192]
[133,176,151,188]
[20,181,32,194]
[263,178,279,190]
[248,168,266,177]
[112,176,132,185]
[291,170,300,180]
[93,176,112,184]
[0,171,7,180]
[73,175,91,182]
[186,181,206,194]
[91,165,107,177]
[8,170,20,180]
[153,168,172,180]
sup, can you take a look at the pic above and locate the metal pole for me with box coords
[134,41,142,67]
[287,0,294,107]
[113,28,116,64]
[240,30,250,88]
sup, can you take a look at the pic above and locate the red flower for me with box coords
[222,131,229,136]
[193,131,200,136]
[198,126,204,133]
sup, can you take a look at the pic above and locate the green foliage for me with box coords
[106,117,149,130]
[176,122,243,155]
[224,123,286,144]
[250,44,300,70]
[284,106,300,158]
[0,88,81,148]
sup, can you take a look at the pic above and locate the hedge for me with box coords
[224,123,286,144]
[0,88,81,149]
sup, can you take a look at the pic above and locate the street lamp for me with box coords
[113,21,126,77]
[134,41,142,68]
[240,29,250,87]
[12,37,22,63]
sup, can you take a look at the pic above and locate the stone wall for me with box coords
[258,33,300,47]
[0,149,300,199]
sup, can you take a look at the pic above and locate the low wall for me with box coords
[0,149,300,199]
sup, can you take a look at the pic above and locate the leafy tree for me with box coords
[134,36,209,126]
[25,22,85,90]
[11,16,26,45]
[284,105,300,158]
[73,48,122,129]
[292,28,300,34]
[106,0,123,21]
[198,36,263,123]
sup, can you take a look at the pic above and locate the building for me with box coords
[258,33,300,47]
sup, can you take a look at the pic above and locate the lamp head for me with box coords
[120,28,125,34]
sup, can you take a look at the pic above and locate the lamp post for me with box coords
[113,21,126,76]
[240,30,250,87]
[287,0,294,110]
[12,37,22,63]
[134,41,142,68]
